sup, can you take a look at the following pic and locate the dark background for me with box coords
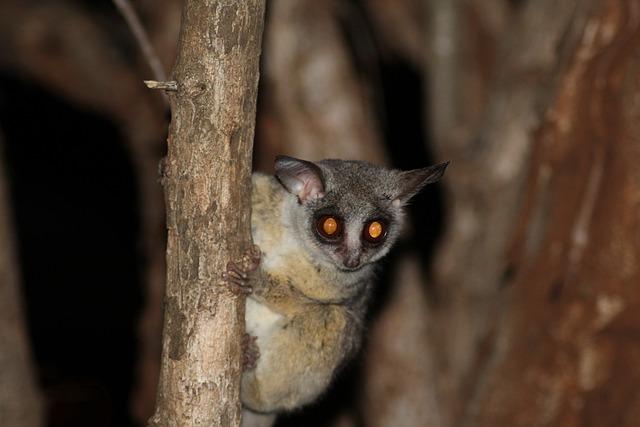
[0,12,443,424]
[4,0,635,426]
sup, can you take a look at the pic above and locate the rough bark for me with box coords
[0,134,43,427]
[149,1,265,426]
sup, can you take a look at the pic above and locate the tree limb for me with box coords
[149,1,266,426]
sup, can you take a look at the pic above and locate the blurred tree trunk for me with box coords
[149,1,265,426]
[365,0,640,426]
[469,1,640,424]
[256,0,385,170]
[361,256,442,427]
[427,0,592,422]
[424,0,640,425]
[0,134,43,427]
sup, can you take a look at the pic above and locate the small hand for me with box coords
[221,244,262,295]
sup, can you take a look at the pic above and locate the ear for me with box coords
[393,161,450,206]
[275,155,326,202]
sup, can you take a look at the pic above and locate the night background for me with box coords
[1,1,639,427]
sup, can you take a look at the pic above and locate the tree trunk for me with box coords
[149,1,265,426]
[470,1,640,424]
[0,134,43,427]
[361,256,442,427]
[256,0,385,170]
[422,0,640,425]
[424,0,603,424]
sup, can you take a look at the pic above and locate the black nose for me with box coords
[343,257,360,269]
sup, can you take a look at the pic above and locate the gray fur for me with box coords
[241,156,448,426]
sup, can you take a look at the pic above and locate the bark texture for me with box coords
[149,1,265,426]
[0,136,43,427]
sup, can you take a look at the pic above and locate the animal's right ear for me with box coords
[275,155,326,203]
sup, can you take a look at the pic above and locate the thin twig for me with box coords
[113,0,171,102]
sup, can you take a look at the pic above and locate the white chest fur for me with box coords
[245,297,283,344]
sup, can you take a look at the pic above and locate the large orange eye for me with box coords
[317,215,342,240]
[363,220,387,244]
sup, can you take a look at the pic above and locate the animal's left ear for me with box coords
[393,161,450,206]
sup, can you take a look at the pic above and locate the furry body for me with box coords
[242,174,370,412]
[238,157,448,425]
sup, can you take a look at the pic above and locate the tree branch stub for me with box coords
[144,80,178,91]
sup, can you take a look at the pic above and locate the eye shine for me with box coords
[363,220,387,244]
[322,217,338,235]
[237,155,449,425]
[317,215,342,240]
[368,221,383,238]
